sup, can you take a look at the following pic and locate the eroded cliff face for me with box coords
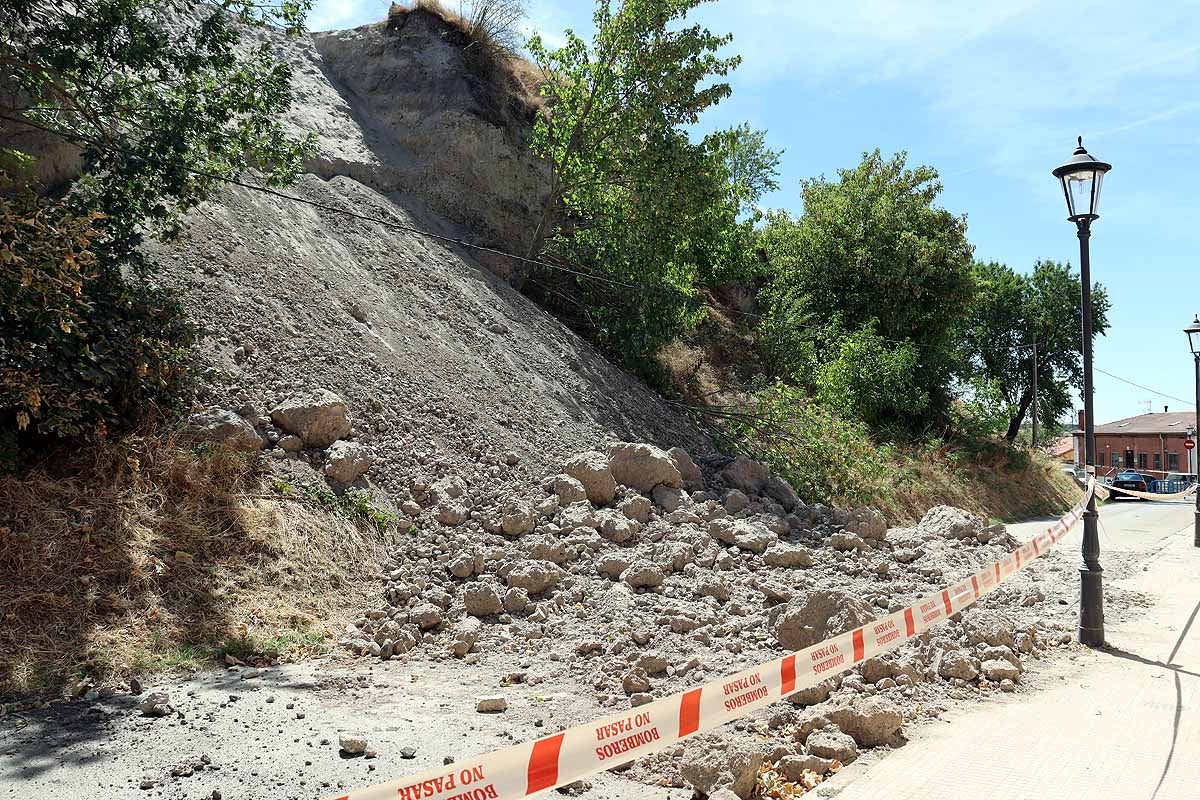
[262,9,550,275]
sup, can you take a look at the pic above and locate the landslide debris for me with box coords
[332,442,1083,796]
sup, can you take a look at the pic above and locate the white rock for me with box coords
[270,389,352,448]
[324,440,373,483]
[562,451,617,505]
[606,442,682,492]
[187,408,263,452]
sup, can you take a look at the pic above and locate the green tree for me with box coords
[1,0,314,442]
[524,0,776,372]
[960,259,1109,443]
[816,325,927,428]
[759,150,975,427]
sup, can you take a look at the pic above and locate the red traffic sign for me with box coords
[1187,439,1196,451]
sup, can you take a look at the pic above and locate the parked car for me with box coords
[1111,470,1158,499]
[1160,473,1198,493]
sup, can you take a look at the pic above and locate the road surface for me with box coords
[823,497,1199,800]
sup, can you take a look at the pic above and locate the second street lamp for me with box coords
[1053,136,1111,648]
[1186,315,1200,548]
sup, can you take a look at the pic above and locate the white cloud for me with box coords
[695,0,1199,181]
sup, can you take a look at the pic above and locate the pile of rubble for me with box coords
[336,441,1078,798]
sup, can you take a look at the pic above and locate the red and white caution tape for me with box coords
[323,481,1095,800]
[1102,482,1197,501]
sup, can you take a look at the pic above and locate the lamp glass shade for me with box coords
[1185,316,1200,355]
[1061,167,1104,219]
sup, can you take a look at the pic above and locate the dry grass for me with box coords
[658,296,764,407]
[878,442,1081,525]
[388,0,545,120]
[0,432,386,699]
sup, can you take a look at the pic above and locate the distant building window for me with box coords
[1112,453,1120,467]
[1138,453,1148,469]
[1154,453,1162,470]
[1169,453,1180,471]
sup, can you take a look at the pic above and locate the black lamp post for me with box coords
[1053,136,1111,647]
[1185,315,1200,547]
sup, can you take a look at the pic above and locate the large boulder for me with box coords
[505,560,564,595]
[982,659,1020,682]
[606,442,682,492]
[937,650,979,681]
[270,389,352,448]
[825,697,904,747]
[763,544,813,569]
[840,508,887,541]
[805,727,857,763]
[679,736,764,800]
[463,583,503,616]
[918,505,984,540]
[562,451,617,506]
[324,440,373,484]
[962,609,1016,648]
[764,476,802,511]
[500,500,537,537]
[710,519,777,553]
[721,455,770,494]
[773,590,876,652]
[187,408,262,452]
[550,474,587,505]
[621,561,665,590]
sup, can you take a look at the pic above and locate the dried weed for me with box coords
[0,432,384,699]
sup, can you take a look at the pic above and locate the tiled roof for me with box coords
[1078,412,1197,435]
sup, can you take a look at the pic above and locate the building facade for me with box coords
[1072,410,1198,477]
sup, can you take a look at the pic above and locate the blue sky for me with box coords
[309,0,1200,426]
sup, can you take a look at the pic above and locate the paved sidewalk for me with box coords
[825,501,1200,800]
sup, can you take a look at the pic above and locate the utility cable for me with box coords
[1093,367,1195,408]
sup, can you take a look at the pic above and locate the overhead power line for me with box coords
[1093,367,1196,408]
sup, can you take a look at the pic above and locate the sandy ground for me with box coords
[2,498,1184,800]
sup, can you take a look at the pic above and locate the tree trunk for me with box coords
[1005,386,1033,442]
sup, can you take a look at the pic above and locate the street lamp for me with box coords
[1185,315,1200,547]
[1053,136,1111,647]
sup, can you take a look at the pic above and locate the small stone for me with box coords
[475,695,507,713]
[805,727,858,763]
[339,733,368,755]
[138,692,172,718]
[400,747,417,759]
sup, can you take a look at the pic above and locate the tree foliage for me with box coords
[959,259,1109,442]
[525,0,778,373]
[815,325,927,428]
[1,0,313,443]
[759,150,975,428]
[0,189,193,440]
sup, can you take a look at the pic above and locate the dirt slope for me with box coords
[148,171,708,502]
[142,7,710,503]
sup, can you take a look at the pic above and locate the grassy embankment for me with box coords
[660,301,1081,526]
[0,433,389,699]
